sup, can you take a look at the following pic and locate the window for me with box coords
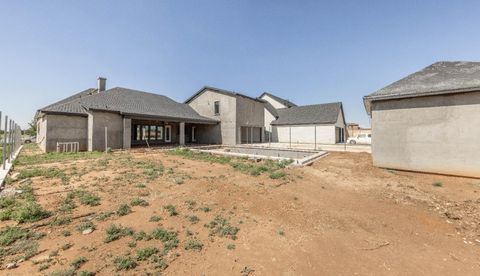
[142,126,149,140]
[368,134,371,138]
[149,126,157,140]
[157,126,163,140]
[214,101,220,115]
[358,134,366,138]
[135,125,141,141]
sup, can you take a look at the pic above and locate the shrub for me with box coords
[163,204,178,216]
[9,201,51,223]
[136,247,159,261]
[16,167,69,184]
[0,226,31,246]
[184,239,203,251]
[205,215,239,240]
[130,198,149,207]
[58,192,76,213]
[116,204,132,216]
[269,171,287,179]
[226,244,236,250]
[149,215,162,222]
[113,256,137,270]
[96,211,114,221]
[50,215,72,226]
[71,256,87,269]
[151,227,179,252]
[187,215,200,224]
[104,224,135,243]
[76,220,95,232]
[133,230,152,241]
[74,190,101,206]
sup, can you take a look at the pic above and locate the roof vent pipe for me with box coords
[97,77,106,92]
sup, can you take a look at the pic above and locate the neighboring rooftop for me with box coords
[259,92,297,108]
[271,102,343,125]
[184,86,264,104]
[364,61,480,113]
[39,87,218,123]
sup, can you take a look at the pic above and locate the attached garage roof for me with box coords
[364,61,480,114]
[271,102,343,126]
[39,87,218,124]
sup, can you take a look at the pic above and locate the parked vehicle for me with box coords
[23,136,36,144]
[347,134,371,144]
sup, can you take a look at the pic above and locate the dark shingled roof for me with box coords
[184,86,264,104]
[364,61,480,114]
[39,87,218,123]
[271,102,343,125]
[259,92,297,108]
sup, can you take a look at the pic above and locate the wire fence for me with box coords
[0,110,23,170]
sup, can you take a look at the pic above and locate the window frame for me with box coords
[214,101,220,115]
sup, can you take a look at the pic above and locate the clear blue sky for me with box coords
[1,0,480,128]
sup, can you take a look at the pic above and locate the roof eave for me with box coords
[363,86,480,116]
[121,112,219,124]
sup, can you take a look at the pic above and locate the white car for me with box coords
[347,134,371,144]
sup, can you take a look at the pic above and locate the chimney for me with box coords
[97,77,106,92]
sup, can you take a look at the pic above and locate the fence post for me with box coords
[2,116,7,169]
[9,120,13,160]
[12,122,16,158]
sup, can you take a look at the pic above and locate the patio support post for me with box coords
[250,127,253,145]
[289,127,291,149]
[179,122,185,146]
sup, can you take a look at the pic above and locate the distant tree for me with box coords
[24,118,37,136]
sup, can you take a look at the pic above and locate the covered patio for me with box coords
[126,116,219,148]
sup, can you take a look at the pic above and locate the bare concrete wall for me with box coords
[188,89,237,144]
[371,91,480,178]
[43,114,88,152]
[236,97,265,143]
[88,111,123,151]
[194,124,221,144]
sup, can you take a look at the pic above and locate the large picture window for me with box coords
[133,124,165,141]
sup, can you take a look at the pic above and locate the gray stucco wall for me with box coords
[236,96,265,143]
[123,118,131,150]
[371,91,480,178]
[188,89,237,145]
[193,124,221,144]
[42,114,88,152]
[88,111,124,151]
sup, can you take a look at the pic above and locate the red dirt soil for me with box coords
[1,148,479,275]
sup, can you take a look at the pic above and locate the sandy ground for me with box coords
[1,146,479,275]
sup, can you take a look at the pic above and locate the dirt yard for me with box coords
[0,145,479,275]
